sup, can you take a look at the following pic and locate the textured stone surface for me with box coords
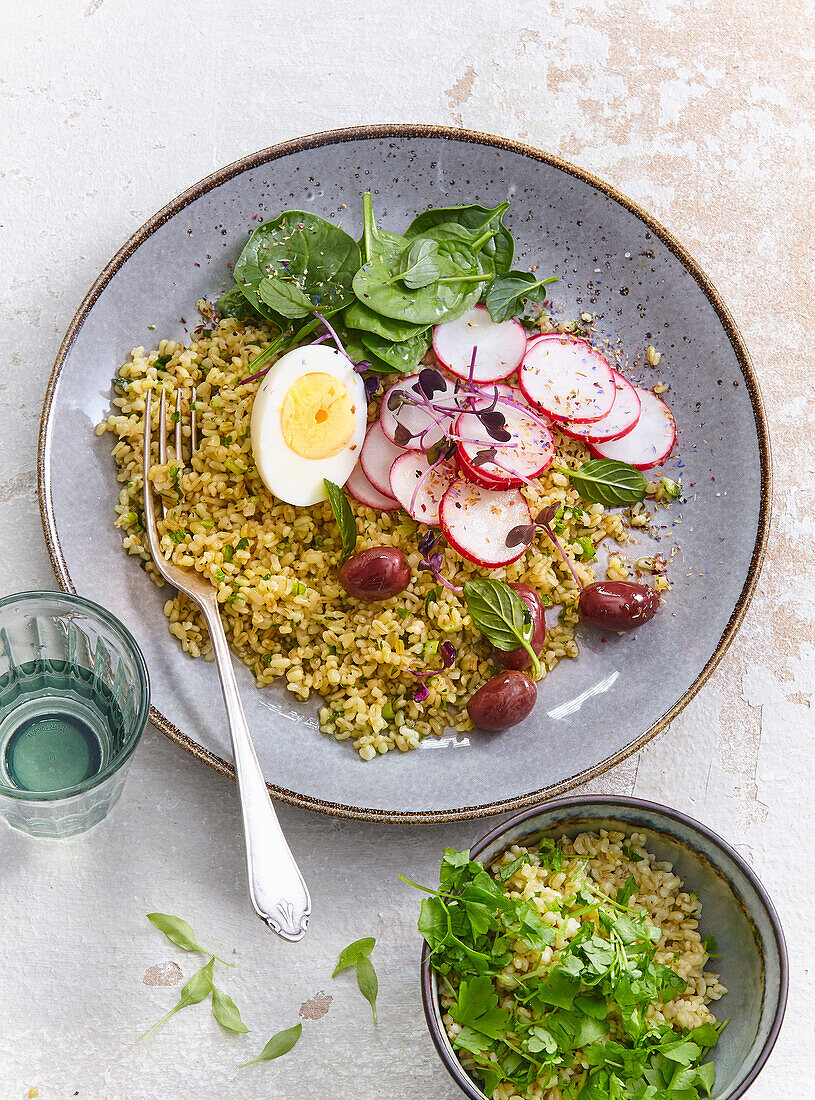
[0,1,812,1097]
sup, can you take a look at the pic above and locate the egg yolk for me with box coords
[280,372,356,460]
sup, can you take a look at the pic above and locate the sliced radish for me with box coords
[389,452,458,525]
[380,371,459,451]
[559,370,641,444]
[345,460,400,511]
[588,387,676,469]
[440,481,532,568]
[455,405,555,490]
[433,305,527,383]
[360,421,406,497]
[520,335,616,423]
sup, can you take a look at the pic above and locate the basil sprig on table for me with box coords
[324,478,357,562]
[239,1023,302,1068]
[556,459,648,507]
[333,936,379,1023]
[147,911,233,966]
[463,578,542,678]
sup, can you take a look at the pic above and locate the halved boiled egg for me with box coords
[250,344,367,506]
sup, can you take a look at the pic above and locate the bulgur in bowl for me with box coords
[420,796,787,1099]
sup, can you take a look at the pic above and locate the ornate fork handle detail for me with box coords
[142,389,310,942]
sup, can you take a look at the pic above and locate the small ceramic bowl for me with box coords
[421,796,787,1100]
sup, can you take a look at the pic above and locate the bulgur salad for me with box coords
[98,194,681,759]
[416,831,727,1100]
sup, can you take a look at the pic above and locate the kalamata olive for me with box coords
[493,583,546,671]
[339,546,411,601]
[579,580,660,631]
[467,670,537,731]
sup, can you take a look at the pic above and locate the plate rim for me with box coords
[37,122,772,823]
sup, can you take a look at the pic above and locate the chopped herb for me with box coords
[236,537,250,550]
[576,536,597,562]
[223,545,234,562]
[291,581,306,596]
[662,476,682,499]
[622,846,644,862]
[167,530,186,544]
[396,607,412,620]
[323,479,357,563]
[702,936,720,959]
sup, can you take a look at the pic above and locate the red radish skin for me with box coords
[433,304,527,383]
[558,370,641,444]
[520,334,616,423]
[455,406,555,490]
[360,421,407,497]
[345,461,400,511]
[439,481,532,568]
[379,371,459,451]
[588,387,676,469]
[389,451,458,524]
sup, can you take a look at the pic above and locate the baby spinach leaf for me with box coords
[343,299,428,343]
[234,211,360,319]
[398,237,441,288]
[360,328,431,374]
[463,579,541,677]
[238,1023,302,1068]
[323,479,357,562]
[141,958,214,1039]
[485,271,558,323]
[356,955,379,1023]
[146,912,233,966]
[360,190,408,262]
[211,986,249,1033]
[332,936,375,976]
[406,202,514,272]
[556,459,647,507]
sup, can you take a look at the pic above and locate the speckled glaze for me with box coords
[38,125,770,822]
[421,796,788,1100]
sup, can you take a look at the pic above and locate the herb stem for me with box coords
[435,273,494,285]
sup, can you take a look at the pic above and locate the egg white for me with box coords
[250,344,367,507]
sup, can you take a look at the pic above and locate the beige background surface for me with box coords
[0,1,813,1097]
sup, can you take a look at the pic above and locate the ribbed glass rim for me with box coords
[0,589,151,801]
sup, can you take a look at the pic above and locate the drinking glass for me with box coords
[0,590,150,837]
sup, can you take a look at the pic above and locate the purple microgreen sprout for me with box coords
[506,504,584,591]
[363,375,381,402]
[311,312,357,368]
[408,641,458,701]
[418,552,463,593]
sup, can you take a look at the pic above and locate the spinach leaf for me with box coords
[485,271,558,323]
[216,283,266,323]
[360,190,408,262]
[211,986,250,1033]
[323,478,357,562]
[147,912,233,967]
[343,299,428,343]
[555,459,647,507]
[463,578,541,677]
[234,211,360,319]
[238,1023,302,1068]
[141,958,214,1039]
[406,202,514,272]
[398,237,441,288]
[360,328,431,374]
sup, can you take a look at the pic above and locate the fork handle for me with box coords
[201,601,311,942]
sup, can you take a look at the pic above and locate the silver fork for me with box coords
[142,387,311,942]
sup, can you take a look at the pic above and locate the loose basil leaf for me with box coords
[146,913,233,967]
[333,936,375,977]
[360,328,431,374]
[463,579,541,677]
[234,211,360,320]
[559,459,648,507]
[356,956,379,1023]
[406,202,514,272]
[141,958,214,1039]
[238,1023,302,1068]
[343,299,428,343]
[398,237,441,288]
[485,271,558,323]
[323,479,357,562]
[211,986,249,1033]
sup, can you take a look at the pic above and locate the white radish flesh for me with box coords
[380,371,459,451]
[360,421,406,497]
[440,481,532,568]
[588,387,676,469]
[558,370,641,443]
[345,460,400,511]
[433,305,527,383]
[520,335,616,423]
[455,406,555,489]
[389,452,458,525]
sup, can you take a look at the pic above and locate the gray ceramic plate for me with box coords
[38,125,770,822]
